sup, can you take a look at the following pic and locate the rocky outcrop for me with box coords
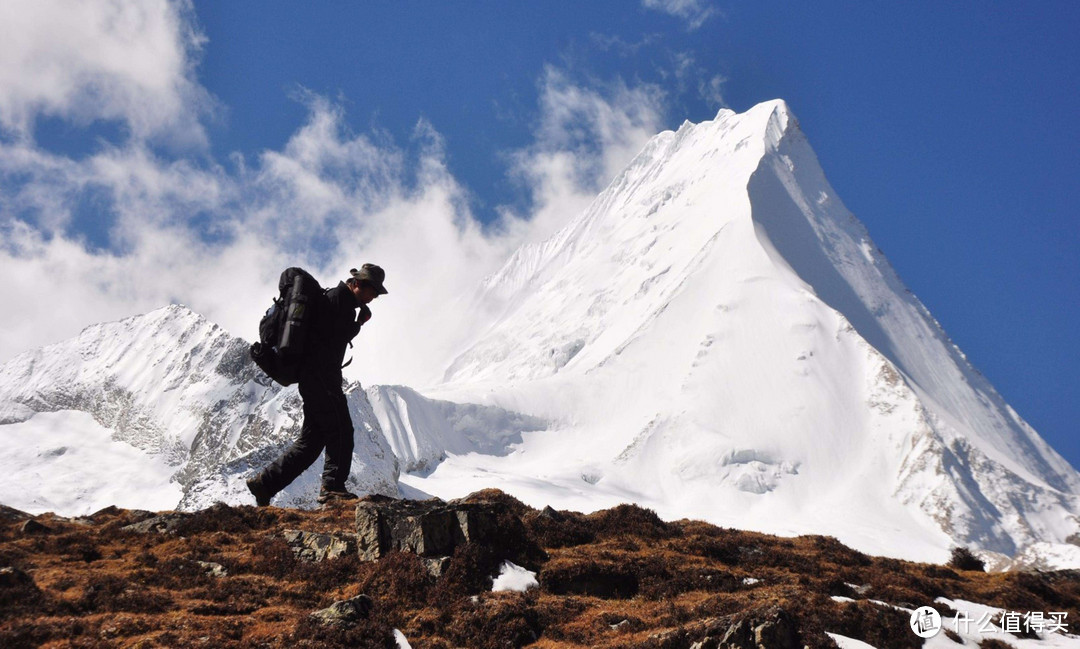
[310,594,373,628]
[0,505,31,523]
[353,493,546,580]
[690,608,801,649]
[284,529,357,562]
[356,496,498,560]
[121,512,192,535]
[19,519,51,535]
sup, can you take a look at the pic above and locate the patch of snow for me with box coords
[0,410,182,515]
[393,629,412,649]
[826,633,879,649]
[491,561,538,592]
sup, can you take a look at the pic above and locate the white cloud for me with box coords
[699,73,729,109]
[641,0,718,31]
[0,0,212,146]
[498,67,666,247]
[0,5,669,390]
[589,32,661,56]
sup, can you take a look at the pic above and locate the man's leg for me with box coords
[253,378,333,497]
[320,390,355,492]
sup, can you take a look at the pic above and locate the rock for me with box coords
[691,608,801,649]
[719,618,754,648]
[354,497,507,561]
[90,505,122,517]
[392,506,456,556]
[0,566,35,589]
[121,512,191,535]
[754,609,799,649]
[283,529,357,562]
[196,561,228,577]
[423,556,451,578]
[0,505,32,523]
[647,628,687,648]
[77,505,123,524]
[20,519,51,535]
[539,505,564,521]
[455,506,500,544]
[311,594,373,628]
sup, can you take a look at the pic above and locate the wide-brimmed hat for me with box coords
[350,264,388,294]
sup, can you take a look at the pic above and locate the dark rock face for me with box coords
[20,519,51,535]
[0,566,35,589]
[284,529,357,562]
[354,497,501,561]
[120,512,191,535]
[423,556,451,578]
[195,561,228,578]
[539,505,564,521]
[691,608,801,649]
[0,565,41,611]
[310,594,374,628]
[0,505,31,523]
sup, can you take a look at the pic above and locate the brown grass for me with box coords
[1,494,1078,648]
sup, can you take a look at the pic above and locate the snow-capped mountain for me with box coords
[418,100,1080,565]
[0,305,544,515]
[0,305,400,512]
[1,99,1077,568]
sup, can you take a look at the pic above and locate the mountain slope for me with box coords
[0,306,545,515]
[0,305,400,513]
[422,100,1080,563]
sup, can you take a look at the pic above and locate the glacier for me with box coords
[1,99,1077,569]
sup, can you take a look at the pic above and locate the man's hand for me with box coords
[358,304,372,325]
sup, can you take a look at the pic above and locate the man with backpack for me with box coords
[246,264,389,506]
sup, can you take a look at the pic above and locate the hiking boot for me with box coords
[317,489,359,505]
[246,475,273,507]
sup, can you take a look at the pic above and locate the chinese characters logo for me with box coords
[910,606,942,639]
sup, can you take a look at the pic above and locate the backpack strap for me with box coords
[342,340,353,369]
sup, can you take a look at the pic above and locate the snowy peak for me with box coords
[0,304,249,452]
[428,99,1080,563]
[745,104,1079,494]
[446,99,800,386]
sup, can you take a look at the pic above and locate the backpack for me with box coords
[250,267,322,386]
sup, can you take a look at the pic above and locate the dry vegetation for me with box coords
[1,491,1078,649]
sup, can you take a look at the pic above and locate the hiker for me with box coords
[246,264,388,506]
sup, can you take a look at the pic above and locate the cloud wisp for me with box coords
[641,0,718,31]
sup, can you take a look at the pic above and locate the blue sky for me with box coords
[1,1,1077,467]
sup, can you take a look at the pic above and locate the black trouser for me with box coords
[259,372,354,495]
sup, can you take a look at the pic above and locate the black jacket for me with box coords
[303,282,363,385]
